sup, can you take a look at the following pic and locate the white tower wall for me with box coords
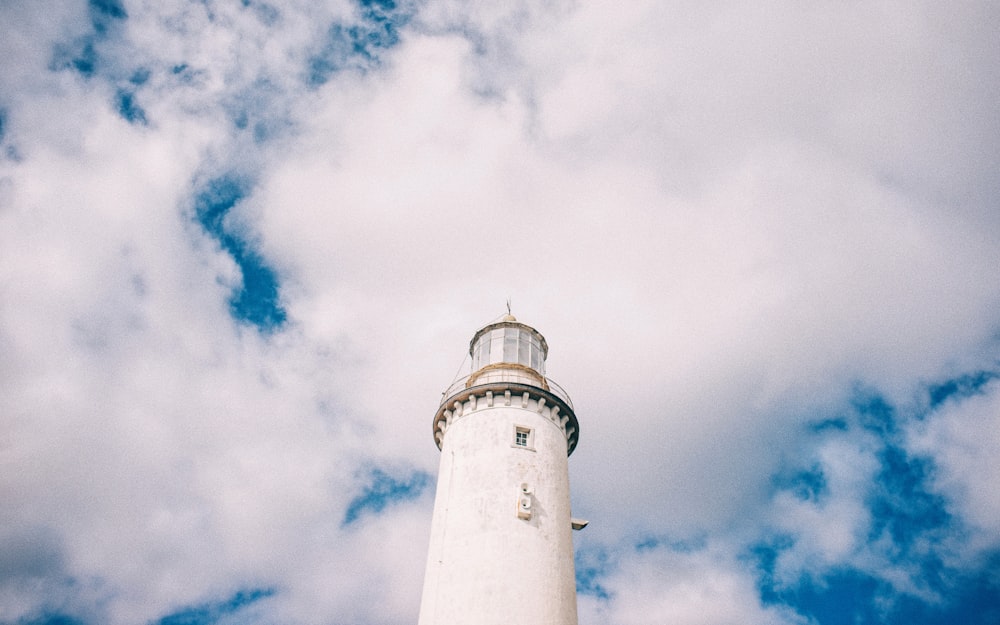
[418,318,581,625]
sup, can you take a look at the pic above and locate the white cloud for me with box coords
[768,431,879,583]
[908,380,1000,554]
[1,1,999,623]
[579,541,806,625]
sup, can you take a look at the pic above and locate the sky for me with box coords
[1,1,999,624]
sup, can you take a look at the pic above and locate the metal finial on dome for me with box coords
[504,298,515,321]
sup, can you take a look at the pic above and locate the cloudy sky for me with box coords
[2,1,999,624]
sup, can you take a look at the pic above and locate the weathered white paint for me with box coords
[418,318,580,625]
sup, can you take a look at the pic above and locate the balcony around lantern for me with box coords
[438,372,575,412]
[439,320,572,409]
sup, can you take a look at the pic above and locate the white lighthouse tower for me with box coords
[418,315,583,625]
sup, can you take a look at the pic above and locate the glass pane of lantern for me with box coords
[479,335,490,366]
[491,330,504,363]
[504,328,517,362]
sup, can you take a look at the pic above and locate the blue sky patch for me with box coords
[87,0,126,40]
[0,116,19,160]
[852,388,897,438]
[115,89,147,125]
[845,390,954,561]
[781,569,886,625]
[751,543,896,624]
[342,467,430,526]
[129,67,151,86]
[927,370,998,409]
[575,547,612,599]
[193,175,287,331]
[12,615,87,625]
[49,13,153,124]
[154,588,274,625]
[745,535,794,605]
[7,589,275,625]
[749,386,995,625]
[49,40,99,78]
[223,81,293,144]
[771,464,827,502]
[50,0,126,79]
[306,0,414,86]
[88,0,127,23]
[867,444,950,552]
[808,417,848,432]
[633,534,705,553]
[756,561,1000,625]
[240,0,281,27]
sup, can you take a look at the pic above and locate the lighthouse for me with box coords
[418,315,584,625]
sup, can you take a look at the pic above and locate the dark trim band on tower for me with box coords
[432,381,579,456]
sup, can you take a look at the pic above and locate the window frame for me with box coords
[512,425,535,451]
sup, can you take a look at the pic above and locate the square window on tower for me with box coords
[514,426,533,449]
